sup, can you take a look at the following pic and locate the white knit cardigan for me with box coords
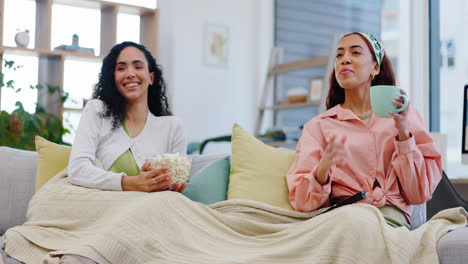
[68,99,186,191]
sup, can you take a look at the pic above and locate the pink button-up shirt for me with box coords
[287,105,442,221]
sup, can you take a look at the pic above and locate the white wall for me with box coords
[440,0,468,152]
[439,0,468,176]
[158,0,273,153]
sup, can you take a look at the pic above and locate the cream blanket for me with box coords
[3,169,467,264]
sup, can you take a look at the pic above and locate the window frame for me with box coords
[429,0,440,132]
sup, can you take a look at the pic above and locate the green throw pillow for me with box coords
[183,156,231,204]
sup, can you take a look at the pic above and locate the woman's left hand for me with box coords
[141,162,189,193]
[389,89,411,141]
[141,162,190,193]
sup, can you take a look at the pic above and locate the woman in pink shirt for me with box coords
[286,32,442,228]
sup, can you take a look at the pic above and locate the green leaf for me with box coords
[61,92,70,103]
[13,101,25,119]
[35,106,45,113]
[47,85,60,94]
[4,60,14,69]
[30,116,42,131]
[13,65,23,71]
[47,85,55,93]
[6,80,15,88]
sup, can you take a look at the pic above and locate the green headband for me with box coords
[357,32,384,66]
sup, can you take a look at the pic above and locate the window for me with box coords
[107,0,156,9]
[117,13,140,44]
[380,0,412,95]
[0,54,38,113]
[51,4,101,55]
[1,0,38,112]
[62,58,101,144]
[2,0,36,48]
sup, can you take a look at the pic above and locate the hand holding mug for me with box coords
[370,85,411,141]
[388,89,411,141]
[370,85,409,117]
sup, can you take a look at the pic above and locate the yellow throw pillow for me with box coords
[35,136,71,190]
[228,124,295,210]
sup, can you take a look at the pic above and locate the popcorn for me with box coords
[148,153,192,184]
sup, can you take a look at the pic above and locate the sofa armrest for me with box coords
[0,147,37,236]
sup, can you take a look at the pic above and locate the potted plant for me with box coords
[0,59,70,150]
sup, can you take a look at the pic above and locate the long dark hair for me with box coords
[93,41,170,129]
[326,32,396,110]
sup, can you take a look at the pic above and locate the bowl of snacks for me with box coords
[147,153,192,184]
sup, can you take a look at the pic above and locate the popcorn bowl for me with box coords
[147,153,192,184]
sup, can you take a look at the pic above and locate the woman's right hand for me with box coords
[316,135,347,184]
[121,162,173,192]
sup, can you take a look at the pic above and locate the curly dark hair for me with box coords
[326,32,396,110]
[93,41,170,129]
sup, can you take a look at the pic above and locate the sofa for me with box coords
[1,145,467,263]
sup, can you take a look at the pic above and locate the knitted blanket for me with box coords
[3,169,467,264]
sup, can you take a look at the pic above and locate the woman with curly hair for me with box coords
[68,41,187,193]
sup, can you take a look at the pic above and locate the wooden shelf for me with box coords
[0,46,102,60]
[255,46,335,137]
[63,107,84,112]
[261,101,321,110]
[268,56,328,76]
[451,178,468,185]
[53,0,156,15]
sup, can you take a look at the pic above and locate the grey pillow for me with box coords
[188,153,229,176]
[0,147,37,235]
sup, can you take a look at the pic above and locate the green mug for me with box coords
[370,85,409,118]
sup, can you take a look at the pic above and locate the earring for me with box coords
[371,74,375,80]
